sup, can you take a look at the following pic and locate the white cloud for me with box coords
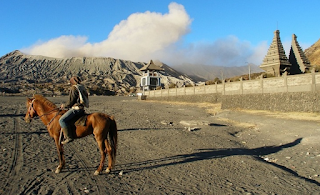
[155,36,268,67]
[247,41,268,65]
[23,2,191,62]
[21,2,267,67]
[23,35,88,58]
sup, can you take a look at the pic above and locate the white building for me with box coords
[140,60,164,91]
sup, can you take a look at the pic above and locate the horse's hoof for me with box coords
[94,171,100,175]
[55,168,61,174]
[106,168,111,174]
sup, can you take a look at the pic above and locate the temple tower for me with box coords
[260,30,291,76]
[289,34,311,74]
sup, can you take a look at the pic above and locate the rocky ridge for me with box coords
[305,38,320,66]
[0,50,194,96]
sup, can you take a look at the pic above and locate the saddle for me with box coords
[71,113,89,126]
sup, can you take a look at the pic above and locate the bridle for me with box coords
[27,99,37,119]
[27,99,61,126]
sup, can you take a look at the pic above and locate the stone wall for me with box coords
[147,91,320,112]
[221,92,320,112]
[145,72,320,112]
[145,71,320,98]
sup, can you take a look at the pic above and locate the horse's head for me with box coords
[25,97,38,123]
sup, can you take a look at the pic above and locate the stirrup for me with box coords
[61,138,74,145]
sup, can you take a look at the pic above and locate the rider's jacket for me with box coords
[64,84,89,110]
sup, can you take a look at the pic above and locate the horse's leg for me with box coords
[105,139,113,173]
[54,137,65,173]
[105,119,117,173]
[94,138,106,175]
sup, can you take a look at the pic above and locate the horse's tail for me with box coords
[108,115,117,168]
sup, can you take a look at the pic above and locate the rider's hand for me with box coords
[60,104,65,109]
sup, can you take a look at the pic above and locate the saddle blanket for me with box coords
[74,114,88,126]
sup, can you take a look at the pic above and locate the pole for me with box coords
[220,70,224,81]
[249,63,251,80]
[246,62,251,80]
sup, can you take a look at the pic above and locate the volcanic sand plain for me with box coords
[0,96,320,194]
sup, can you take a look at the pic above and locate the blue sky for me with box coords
[1,0,319,67]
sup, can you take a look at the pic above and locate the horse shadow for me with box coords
[0,113,25,117]
[118,138,320,186]
[0,131,47,136]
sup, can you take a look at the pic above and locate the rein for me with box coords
[38,108,60,119]
[46,110,61,126]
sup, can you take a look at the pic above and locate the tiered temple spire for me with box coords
[260,30,291,76]
[289,34,311,74]
[260,30,312,76]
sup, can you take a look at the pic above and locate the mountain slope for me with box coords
[0,50,193,95]
[172,63,264,81]
[305,38,320,66]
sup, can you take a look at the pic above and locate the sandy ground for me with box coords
[0,96,320,194]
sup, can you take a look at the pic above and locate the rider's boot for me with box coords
[61,127,74,144]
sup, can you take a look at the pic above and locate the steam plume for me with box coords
[22,2,267,66]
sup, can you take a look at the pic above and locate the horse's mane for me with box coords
[33,94,57,109]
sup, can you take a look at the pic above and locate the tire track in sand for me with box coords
[16,128,114,194]
[67,143,110,194]
[21,134,112,194]
[1,107,24,195]
[18,133,76,195]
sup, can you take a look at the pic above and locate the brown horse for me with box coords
[24,94,117,175]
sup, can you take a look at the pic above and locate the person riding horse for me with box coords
[25,94,117,175]
[59,76,89,144]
